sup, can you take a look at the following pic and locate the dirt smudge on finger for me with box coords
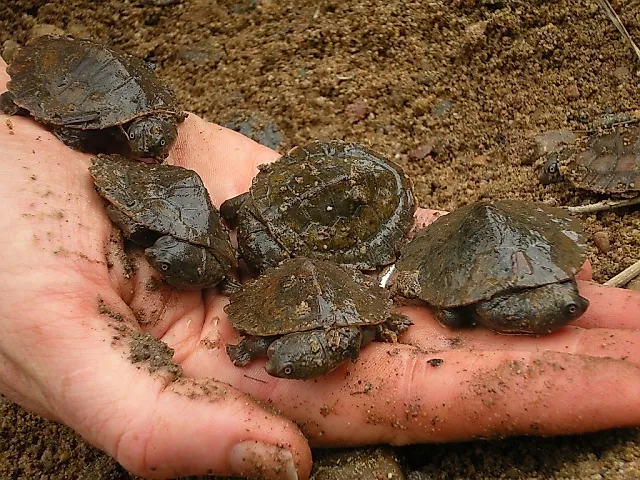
[97,295,182,380]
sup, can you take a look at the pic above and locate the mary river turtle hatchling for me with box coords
[220,140,416,273]
[89,154,237,290]
[225,257,412,379]
[539,122,640,198]
[0,35,186,160]
[389,199,589,335]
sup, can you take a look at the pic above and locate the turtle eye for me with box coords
[159,262,171,272]
[547,162,557,174]
[565,302,579,316]
[128,131,135,140]
[160,139,166,146]
[282,365,293,376]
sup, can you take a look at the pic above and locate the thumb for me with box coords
[1,294,310,480]
[111,375,311,479]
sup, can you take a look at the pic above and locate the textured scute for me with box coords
[561,123,640,194]
[394,200,586,308]
[224,257,392,336]
[246,140,416,269]
[6,35,181,129]
[89,154,236,268]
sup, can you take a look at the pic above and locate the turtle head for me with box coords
[474,281,590,335]
[145,236,226,290]
[126,115,178,159]
[265,328,362,380]
[538,152,563,185]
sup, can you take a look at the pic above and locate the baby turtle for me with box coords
[1,35,186,160]
[225,257,412,380]
[220,140,416,273]
[539,122,640,198]
[89,154,237,290]
[389,200,589,335]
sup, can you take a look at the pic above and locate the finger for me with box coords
[184,340,640,445]
[168,114,280,206]
[398,305,640,363]
[1,58,7,86]
[0,287,310,479]
[396,278,640,336]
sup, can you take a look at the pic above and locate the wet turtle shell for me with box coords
[89,154,237,290]
[224,257,412,379]
[391,200,589,334]
[539,123,640,196]
[1,35,186,160]
[220,140,416,273]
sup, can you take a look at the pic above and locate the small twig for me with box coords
[596,0,640,63]
[604,258,640,287]
[566,195,640,214]
[243,374,267,383]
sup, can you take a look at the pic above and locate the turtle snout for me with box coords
[538,153,563,185]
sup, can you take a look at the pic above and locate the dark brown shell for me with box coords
[6,35,182,129]
[89,154,236,268]
[224,257,392,336]
[393,200,586,308]
[243,140,416,269]
[558,123,640,194]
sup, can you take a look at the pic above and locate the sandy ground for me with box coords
[1,0,640,478]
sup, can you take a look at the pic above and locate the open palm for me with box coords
[2,58,640,480]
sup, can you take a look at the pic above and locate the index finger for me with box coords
[0,57,7,86]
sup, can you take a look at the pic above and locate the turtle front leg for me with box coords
[218,277,243,295]
[434,307,477,329]
[52,125,123,154]
[219,192,250,229]
[236,208,289,273]
[226,335,277,367]
[0,91,21,115]
[373,312,413,343]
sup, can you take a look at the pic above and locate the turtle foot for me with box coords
[0,91,20,115]
[226,335,274,367]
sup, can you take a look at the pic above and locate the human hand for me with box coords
[2,55,640,480]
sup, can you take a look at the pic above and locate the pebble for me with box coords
[470,155,489,166]
[593,231,611,253]
[220,110,284,151]
[565,84,580,100]
[1,40,19,64]
[431,99,454,119]
[29,24,65,39]
[345,99,368,122]
[408,142,435,160]
[408,136,445,160]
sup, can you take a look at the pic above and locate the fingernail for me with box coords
[229,440,298,480]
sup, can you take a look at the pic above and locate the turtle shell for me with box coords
[557,123,640,195]
[5,35,182,129]
[393,200,586,308]
[89,154,236,268]
[243,140,416,269]
[224,257,392,336]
